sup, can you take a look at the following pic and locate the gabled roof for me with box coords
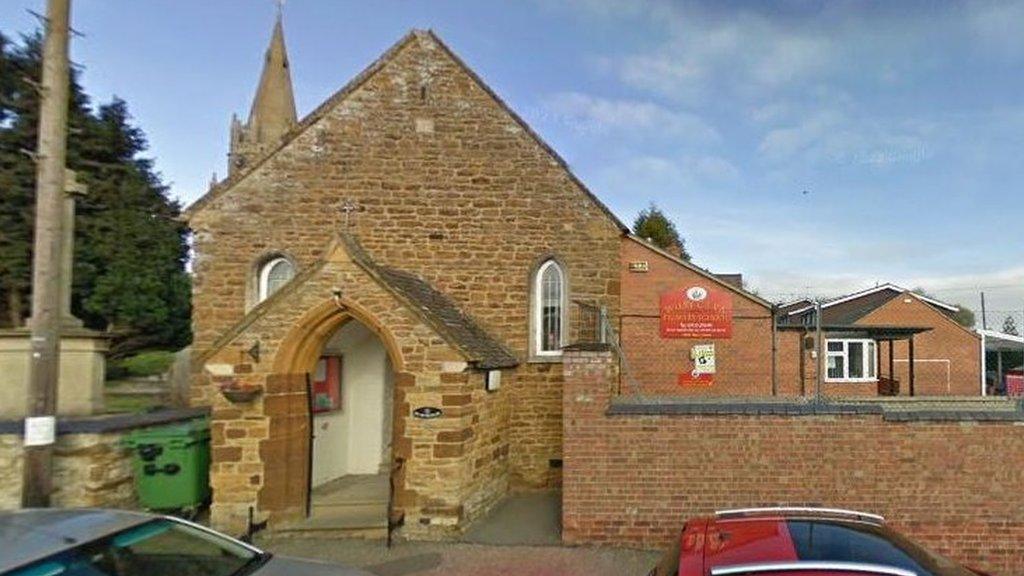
[626,234,773,308]
[338,234,518,370]
[776,299,813,315]
[185,29,627,233]
[787,283,959,319]
[197,232,518,370]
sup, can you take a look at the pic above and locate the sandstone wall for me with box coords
[0,432,135,509]
[190,31,622,490]
[199,245,512,536]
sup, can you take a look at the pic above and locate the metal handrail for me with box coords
[711,561,915,576]
[715,506,885,524]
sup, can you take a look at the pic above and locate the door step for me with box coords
[274,502,388,538]
[274,516,388,539]
[271,525,388,540]
[311,501,388,517]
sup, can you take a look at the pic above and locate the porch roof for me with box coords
[779,324,932,340]
[340,233,519,370]
[978,329,1024,352]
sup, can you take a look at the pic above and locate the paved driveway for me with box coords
[256,536,661,576]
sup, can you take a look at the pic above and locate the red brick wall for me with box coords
[563,350,1024,574]
[619,239,779,396]
[858,293,981,396]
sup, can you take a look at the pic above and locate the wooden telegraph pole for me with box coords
[22,0,73,508]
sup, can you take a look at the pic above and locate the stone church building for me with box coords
[185,17,640,536]
[181,17,1024,567]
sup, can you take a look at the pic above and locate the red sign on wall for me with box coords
[677,372,714,387]
[660,285,733,339]
[312,356,342,414]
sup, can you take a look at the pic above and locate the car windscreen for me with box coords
[786,520,974,576]
[6,519,262,576]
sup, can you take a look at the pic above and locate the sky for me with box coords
[1,0,1022,324]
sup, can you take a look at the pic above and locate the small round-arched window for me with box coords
[258,257,295,302]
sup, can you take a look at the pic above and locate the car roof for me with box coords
[0,508,154,571]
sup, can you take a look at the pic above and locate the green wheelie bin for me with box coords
[124,418,211,510]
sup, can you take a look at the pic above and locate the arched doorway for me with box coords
[307,318,394,527]
[262,300,405,533]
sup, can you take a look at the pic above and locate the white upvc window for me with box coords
[534,260,566,356]
[825,338,878,382]
[258,257,295,302]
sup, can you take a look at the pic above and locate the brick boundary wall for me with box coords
[562,349,1024,575]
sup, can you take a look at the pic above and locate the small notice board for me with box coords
[312,356,342,413]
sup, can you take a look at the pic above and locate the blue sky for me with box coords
[2,0,1022,321]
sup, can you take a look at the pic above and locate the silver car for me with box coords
[0,508,373,576]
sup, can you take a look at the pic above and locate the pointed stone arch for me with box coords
[258,296,409,527]
[271,297,406,376]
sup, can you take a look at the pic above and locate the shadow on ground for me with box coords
[256,491,659,575]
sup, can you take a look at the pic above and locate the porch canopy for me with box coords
[978,329,1024,396]
[781,324,932,396]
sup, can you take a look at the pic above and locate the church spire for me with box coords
[248,13,297,140]
[228,9,298,174]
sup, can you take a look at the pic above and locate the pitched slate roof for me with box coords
[339,234,518,370]
[198,233,518,370]
[782,284,960,325]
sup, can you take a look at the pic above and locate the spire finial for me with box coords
[276,0,285,19]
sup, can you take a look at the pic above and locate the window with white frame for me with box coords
[534,260,565,356]
[825,338,877,382]
[258,257,295,302]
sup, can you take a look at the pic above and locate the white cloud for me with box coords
[757,108,936,167]
[541,92,721,143]
[597,153,742,198]
[591,5,836,102]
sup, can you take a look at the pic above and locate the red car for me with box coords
[650,507,989,576]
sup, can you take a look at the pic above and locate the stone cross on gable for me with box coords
[339,199,359,229]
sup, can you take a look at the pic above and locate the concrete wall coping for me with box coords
[0,407,209,435]
[608,396,1024,422]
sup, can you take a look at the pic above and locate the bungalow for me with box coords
[778,284,980,396]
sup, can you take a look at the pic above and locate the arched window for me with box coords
[258,257,295,302]
[534,260,566,356]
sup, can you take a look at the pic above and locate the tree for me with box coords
[911,288,975,328]
[633,203,690,261]
[0,30,190,355]
[950,307,977,329]
[1003,315,1019,336]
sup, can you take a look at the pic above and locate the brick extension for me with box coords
[563,349,1024,575]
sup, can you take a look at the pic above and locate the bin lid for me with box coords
[123,418,210,443]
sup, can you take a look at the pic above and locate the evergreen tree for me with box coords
[633,203,691,261]
[0,30,190,355]
[1003,315,1019,336]
[911,288,976,328]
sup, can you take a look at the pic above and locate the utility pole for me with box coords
[980,292,988,330]
[815,300,823,401]
[22,0,73,508]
